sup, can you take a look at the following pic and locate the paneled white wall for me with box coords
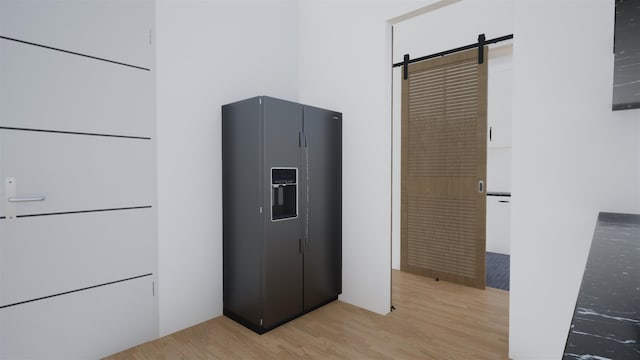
[0,40,153,137]
[1,276,156,359]
[4,2,638,359]
[0,0,153,69]
[0,0,157,358]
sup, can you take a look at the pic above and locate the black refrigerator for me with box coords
[222,96,342,334]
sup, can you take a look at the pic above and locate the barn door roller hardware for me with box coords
[396,33,513,80]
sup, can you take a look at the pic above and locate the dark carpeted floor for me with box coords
[486,252,510,291]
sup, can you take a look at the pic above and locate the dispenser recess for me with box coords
[271,168,297,221]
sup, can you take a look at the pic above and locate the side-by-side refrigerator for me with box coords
[222,96,342,334]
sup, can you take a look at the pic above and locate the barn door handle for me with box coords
[479,180,484,193]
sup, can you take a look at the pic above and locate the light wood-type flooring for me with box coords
[105,270,509,359]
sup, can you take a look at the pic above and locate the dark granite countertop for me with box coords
[563,212,640,359]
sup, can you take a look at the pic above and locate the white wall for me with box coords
[155,2,640,358]
[390,0,514,269]
[298,0,434,315]
[300,0,640,358]
[156,0,299,336]
[510,1,640,358]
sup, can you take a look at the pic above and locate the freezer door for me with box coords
[302,106,342,311]
[262,97,304,328]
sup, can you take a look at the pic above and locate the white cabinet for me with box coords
[486,194,511,255]
[487,147,512,194]
[486,47,512,255]
[487,47,512,148]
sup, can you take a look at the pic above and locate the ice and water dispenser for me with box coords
[271,168,297,221]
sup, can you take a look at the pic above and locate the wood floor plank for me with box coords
[104,270,508,359]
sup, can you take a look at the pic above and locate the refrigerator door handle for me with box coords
[304,132,310,252]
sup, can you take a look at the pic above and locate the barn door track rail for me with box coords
[394,33,514,79]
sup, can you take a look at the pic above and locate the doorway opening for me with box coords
[388,0,514,304]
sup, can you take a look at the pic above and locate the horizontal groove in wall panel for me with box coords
[0,40,154,138]
[0,0,154,70]
[0,126,151,140]
[0,36,150,71]
[0,130,155,218]
[0,273,152,310]
[0,208,155,306]
[0,274,157,359]
[12,206,152,219]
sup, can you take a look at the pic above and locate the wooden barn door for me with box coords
[400,47,488,289]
